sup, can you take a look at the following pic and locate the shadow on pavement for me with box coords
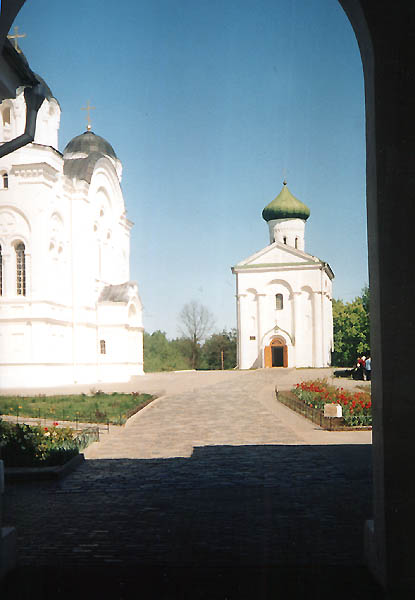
[2,443,383,599]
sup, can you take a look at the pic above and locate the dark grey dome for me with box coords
[63,151,105,183]
[63,131,117,159]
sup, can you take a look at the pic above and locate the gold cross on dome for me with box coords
[81,100,95,131]
[282,167,288,186]
[7,26,26,53]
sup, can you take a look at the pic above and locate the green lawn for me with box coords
[0,392,155,425]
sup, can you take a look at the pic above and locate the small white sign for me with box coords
[324,403,342,418]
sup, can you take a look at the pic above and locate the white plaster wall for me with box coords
[0,92,60,149]
[34,98,60,149]
[0,92,144,387]
[235,262,333,370]
[268,218,306,250]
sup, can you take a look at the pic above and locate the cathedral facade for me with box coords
[232,183,334,369]
[0,84,144,387]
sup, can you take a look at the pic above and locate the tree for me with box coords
[200,329,237,370]
[332,287,370,367]
[178,301,215,369]
[143,330,191,372]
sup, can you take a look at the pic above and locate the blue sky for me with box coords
[15,0,367,339]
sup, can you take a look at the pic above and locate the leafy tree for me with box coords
[361,284,370,314]
[178,301,215,369]
[200,329,237,370]
[143,330,190,372]
[332,287,370,367]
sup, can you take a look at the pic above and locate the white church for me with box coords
[0,82,144,387]
[232,182,334,369]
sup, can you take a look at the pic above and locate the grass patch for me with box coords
[0,391,155,425]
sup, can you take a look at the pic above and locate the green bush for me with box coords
[0,420,79,467]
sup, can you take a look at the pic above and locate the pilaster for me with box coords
[256,293,266,366]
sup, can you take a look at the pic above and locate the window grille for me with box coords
[100,340,106,354]
[2,173,8,189]
[275,293,283,310]
[16,242,26,296]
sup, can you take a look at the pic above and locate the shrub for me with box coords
[0,420,79,467]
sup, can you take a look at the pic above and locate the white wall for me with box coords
[0,93,144,388]
[235,262,333,369]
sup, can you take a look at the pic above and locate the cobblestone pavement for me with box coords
[2,369,378,598]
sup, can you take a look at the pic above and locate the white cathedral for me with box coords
[232,182,334,369]
[0,82,144,388]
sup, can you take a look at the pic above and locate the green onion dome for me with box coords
[262,182,310,222]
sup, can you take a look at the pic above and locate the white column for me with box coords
[2,251,13,297]
[256,294,266,367]
[291,291,301,367]
[237,294,249,369]
[320,267,327,366]
[24,251,31,298]
[313,290,323,367]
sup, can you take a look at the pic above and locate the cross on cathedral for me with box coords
[282,167,288,186]
[81,100,95,131]
[7,26,26,53]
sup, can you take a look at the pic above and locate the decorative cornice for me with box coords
[11,161,60,184]
[233,261,321,271]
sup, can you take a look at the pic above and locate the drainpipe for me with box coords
[0,82,46,157]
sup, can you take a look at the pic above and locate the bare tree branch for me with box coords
[178,301,215,368]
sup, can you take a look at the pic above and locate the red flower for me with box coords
[53,421,59,426]
[44,427,48,432]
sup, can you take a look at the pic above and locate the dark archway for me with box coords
[339,1,415,593]
[0,1,414,595]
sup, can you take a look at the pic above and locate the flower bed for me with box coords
[0,420,81,467]
[290,379,372,427]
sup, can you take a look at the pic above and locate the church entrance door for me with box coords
[264,337,288,368]
[272,345,284,367]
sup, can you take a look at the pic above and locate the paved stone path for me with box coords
[2,369,379,598]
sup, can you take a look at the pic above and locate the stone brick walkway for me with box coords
[2,369,382,599]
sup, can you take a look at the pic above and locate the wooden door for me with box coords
[264,345,272,368]
[283,344,288,368]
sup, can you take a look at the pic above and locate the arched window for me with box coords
[1,172,8,189]
[2,107,10,126]
[100,340,106,354]
[295,237,298,249]
[15,242,26,296]
[275,293,283,310]
[0,244,2,296]
[283,236,287,244]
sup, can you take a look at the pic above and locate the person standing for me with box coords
[365,356,371,381]
[357,355,366,380]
